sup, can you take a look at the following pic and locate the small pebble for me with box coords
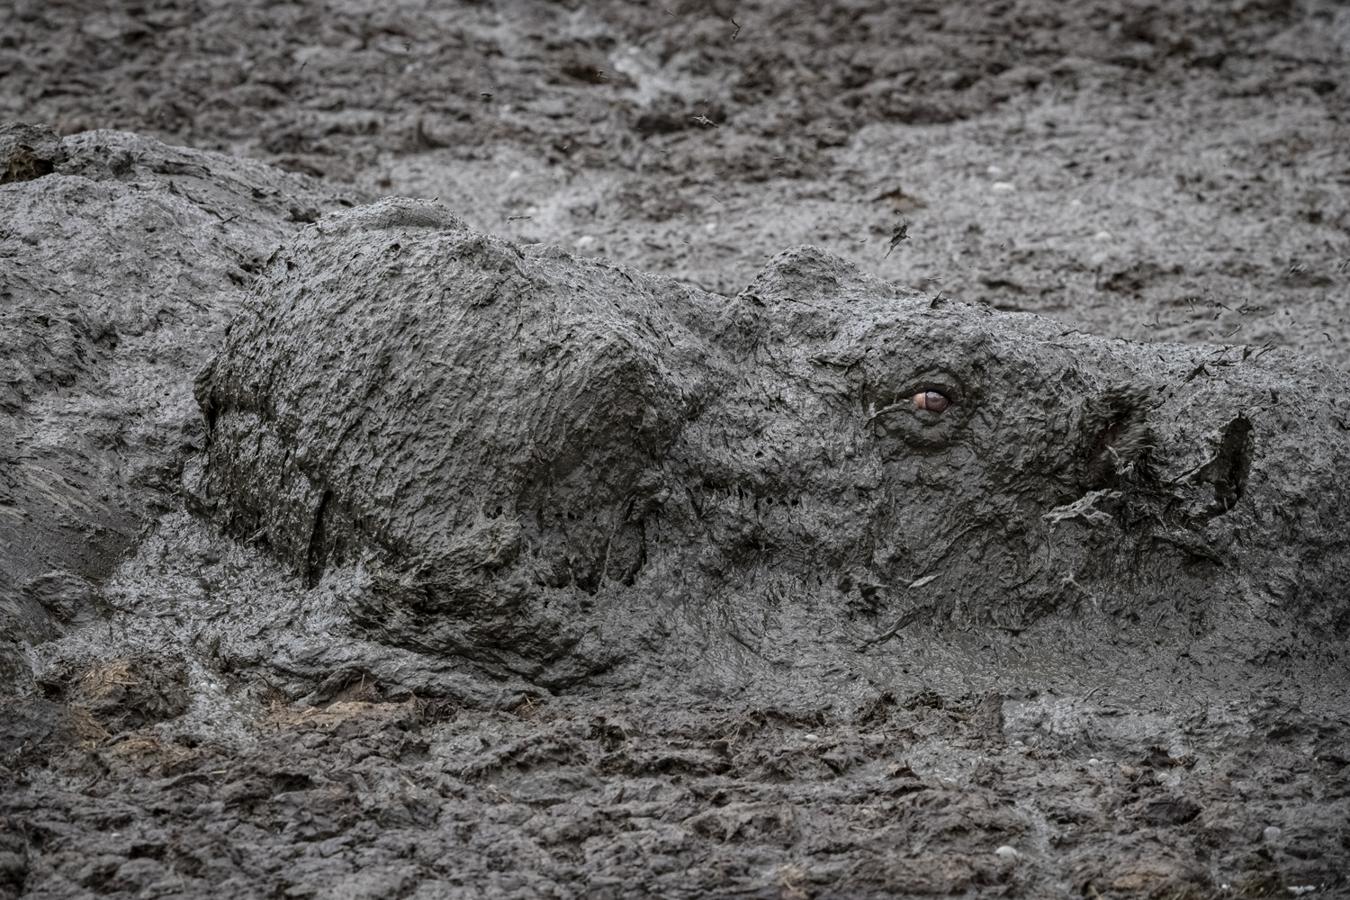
[1263,825,1282,843]
[994,845,1020,860]
[991,181,1015,192]
[1087,757,1100,765]
[803,733,818,741]
[574,235,598,250]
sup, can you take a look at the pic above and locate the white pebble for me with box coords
[994,845,1020,860]
[574,235,598,250]
[991,181,1015,193]
[1264,825,1282,843]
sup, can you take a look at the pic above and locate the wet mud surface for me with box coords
[3,1,1350,897]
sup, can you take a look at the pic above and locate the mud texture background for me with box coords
[3,1,1350,898]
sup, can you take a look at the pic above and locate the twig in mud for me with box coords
[1043,490,1120,528]
[861,568,953,649]
[884,219,909,257]
[780,295,827,312]
[914,523,979,580]
[730,17,741,40]
[861,605,926,648]
[170,181,229,221]
[691,115,718,128]
[1183,362,1211,383]
[1241,340,1274,362]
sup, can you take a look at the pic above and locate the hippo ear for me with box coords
[740,246,900,307]
[729,247,909,344]
[312,197,468,236]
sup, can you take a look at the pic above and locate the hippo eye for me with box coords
[866,372,968,453]
[913,390,951,413]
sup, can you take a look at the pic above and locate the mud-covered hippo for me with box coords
[193,199,1350,686]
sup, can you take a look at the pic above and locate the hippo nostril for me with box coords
[913,390,951,413]
[1189,414,1253,516]
[1081,387,1155,488]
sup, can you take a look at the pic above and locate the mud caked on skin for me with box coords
[192,198,1350,689]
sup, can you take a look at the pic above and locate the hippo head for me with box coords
[194,200,1350,687]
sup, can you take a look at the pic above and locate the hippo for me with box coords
[192,199,1350,688]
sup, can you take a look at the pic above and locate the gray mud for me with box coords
[3,1,1350,898]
